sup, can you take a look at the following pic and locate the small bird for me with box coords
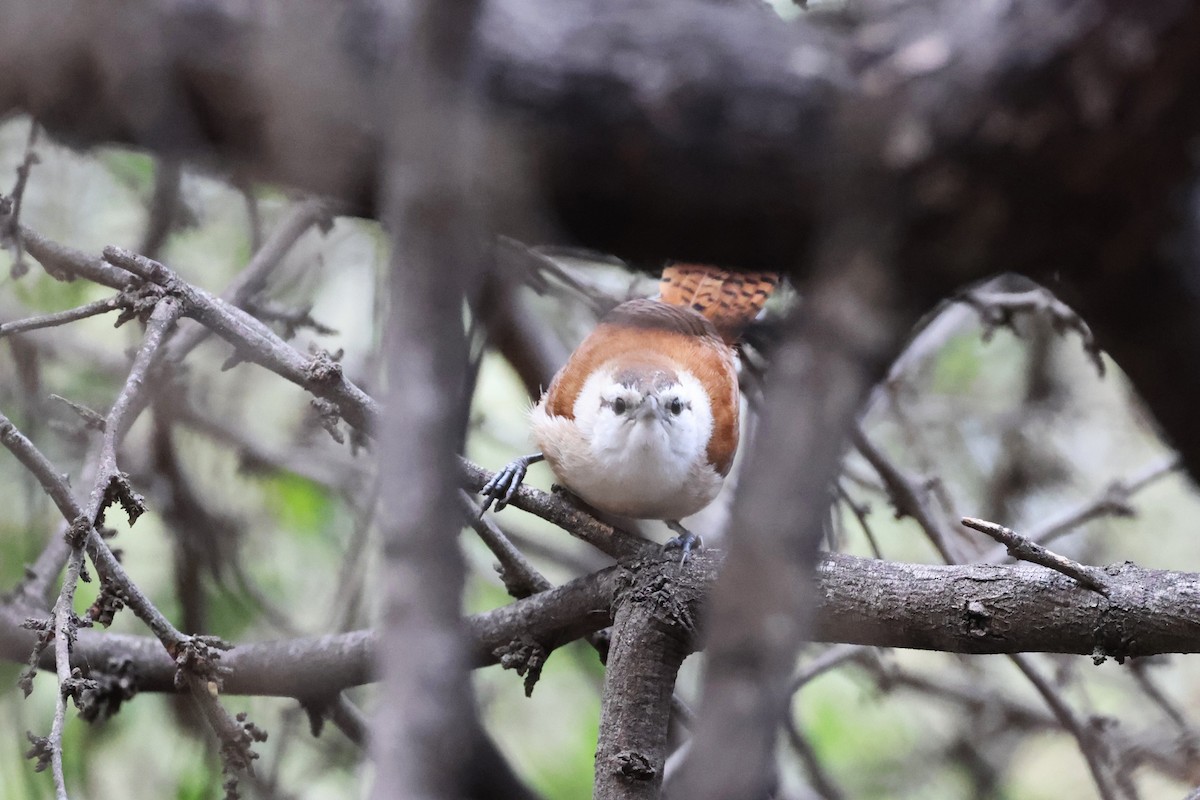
[480,263,779,558]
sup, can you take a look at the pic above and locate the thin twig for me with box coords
[47,395,106,431]
[2,120,41,277]
[961,517,1109,595]
[327,477,381,634]
[866,659,1055,731]
[187,677,267,798]
[165,197,334,357]
[241,299,338,339]
[103,245,379,437]
[1129,660,1192,733]
[1127,659,1200,770]
[459,489,618,697]
[174,401,367,491]
[461,459,647,560]
[781,645,874,800]
[851,426,955,562]
[1007,653,1120,800]
[495,236,610,316]
[956,285,1106,376]
[782,717,845,800]
[242,186,264,252]
[79,296,183,534]
[458,490,551,597]
[984,454,1181,560]
[476,272,565,399]
[0,417,88,521]
[46,520,87,800]
[238,197,337,301]
[16,222,131,286]
[788,644,872,695]
[834,482,882,559]
[0,293,124,337]
[882,384,963,546]
[500,526,612,577]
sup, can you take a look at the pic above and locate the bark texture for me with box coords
[6,552,1199,699]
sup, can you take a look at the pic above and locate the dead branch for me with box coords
[594,556,700,800]
[6,549,1200,705]
[962,517,1110,595]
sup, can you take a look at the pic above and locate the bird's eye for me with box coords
[612,398,627,415]
[668,398,683,415]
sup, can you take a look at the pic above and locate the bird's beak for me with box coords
[636,395,665,422]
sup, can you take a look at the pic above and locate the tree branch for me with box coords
[6,0,1200,485]
[6,551,1200,707]
[1,565,618,696]
[461,459,649,560]
[593,555,703,800]
[962,516,1110,595]
[103,246,380,437]
[0,293,124,337]
[369,6,499,795]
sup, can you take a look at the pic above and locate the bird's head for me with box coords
[575,363,714,466]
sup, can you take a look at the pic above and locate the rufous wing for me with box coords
[659,263,779,345]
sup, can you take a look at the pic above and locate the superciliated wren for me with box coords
[480,263,779,558]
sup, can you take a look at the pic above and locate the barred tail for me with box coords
[658,263,779,344]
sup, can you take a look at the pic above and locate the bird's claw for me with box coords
[663,522,702,565]
[479,464,525,515]
[479,453,543,516]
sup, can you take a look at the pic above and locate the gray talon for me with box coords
[663,520,702,565]
[479,453,544,516]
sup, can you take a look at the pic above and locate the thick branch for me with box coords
[7,0,1200,486]
[0,566,617,696]
[810,554,1200,658]
[5,553,1198,704]
[594,557,702,800]
[1,1,1197,273]
[369,6,485,797]
[0,0,835,268]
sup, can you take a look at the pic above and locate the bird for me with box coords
[480,263,779,559]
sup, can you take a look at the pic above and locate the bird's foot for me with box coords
[479,453,544,515]
[663,521,702,565]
